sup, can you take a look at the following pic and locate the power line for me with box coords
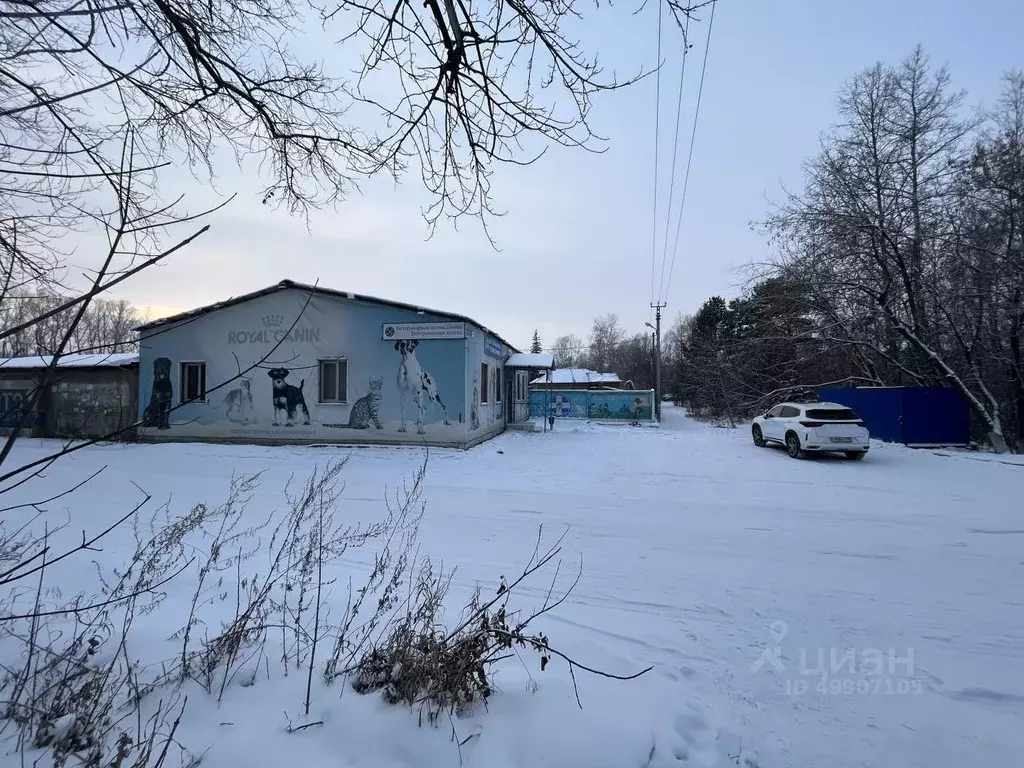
[655,12,693,302]
[662,0,717,305]
[648,0,664,307]
[534,335,667,354]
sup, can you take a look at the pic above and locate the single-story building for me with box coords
[0,353,139,439]
[530,369,623,390]
[135,280,531,449]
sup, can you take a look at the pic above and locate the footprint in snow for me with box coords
[644,702,726,768]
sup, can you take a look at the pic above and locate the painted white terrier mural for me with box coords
[394,340,449,434]
[223,353,256,425]
[223,378,255,424]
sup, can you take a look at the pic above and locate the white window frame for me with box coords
[480,362,489,404]
[179,361,207,404]
[318,358,349,404]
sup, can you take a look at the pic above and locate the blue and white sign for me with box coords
[484,337,504,359]
[548,394,573,417]
[382,321,466,340]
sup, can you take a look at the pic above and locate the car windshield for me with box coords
[806,408,859,421]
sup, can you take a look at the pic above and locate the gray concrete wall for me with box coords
[48,368,139,440]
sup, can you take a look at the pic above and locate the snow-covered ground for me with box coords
[1,406,1021,767]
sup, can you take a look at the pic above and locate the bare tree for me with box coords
[586,313,624,372]
[763,49,1013,451]
[0,292,144,356]
[550,333,584,368]
[607,332,654,389]
[319,0,712,231]
[963,72,1024,449]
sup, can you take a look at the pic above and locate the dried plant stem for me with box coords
[305,494,326,717]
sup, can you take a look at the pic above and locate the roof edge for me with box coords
[136,280,521,353]
[0,353,139,370]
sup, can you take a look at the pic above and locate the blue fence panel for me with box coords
[819,387,904,443]
[820,386,970,446]
[902,387,970,445]
[529,390,588,419]
[529,389,654,422]
[587,390,654,421]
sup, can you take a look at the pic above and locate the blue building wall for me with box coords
[901,387,971,446]
[138,288,481,447]
[529,389,655,422]
[822,387,904,443]
[819,386,970,446]
[463,323,512,444]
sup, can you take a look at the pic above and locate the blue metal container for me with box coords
[818,386,970,447]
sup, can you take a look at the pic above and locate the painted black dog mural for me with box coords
[267,367,311,426]
[144,357,173,429]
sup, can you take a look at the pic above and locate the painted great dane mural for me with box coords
[394,340,449,434]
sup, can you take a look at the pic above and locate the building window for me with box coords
[180,362,206,403]
[517,371,527,401]
[319,359,348,403]
[496,368,502,402]
[480,362,489,403]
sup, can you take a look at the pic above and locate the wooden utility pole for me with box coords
[650,302,665,421]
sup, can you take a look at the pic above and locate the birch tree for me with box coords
[765,49,1013,451]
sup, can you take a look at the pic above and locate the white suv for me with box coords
[751,401,870,459]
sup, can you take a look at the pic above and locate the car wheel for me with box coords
[752,424,766,447]
[785,432,803,459]
[844,451,866,460]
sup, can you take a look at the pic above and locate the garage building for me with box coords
[0,353,139,439]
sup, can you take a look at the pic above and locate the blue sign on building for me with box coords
[485,337,504,359]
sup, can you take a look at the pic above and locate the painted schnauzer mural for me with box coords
[267,367,311,426]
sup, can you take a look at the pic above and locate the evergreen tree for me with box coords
[531,330,542,354]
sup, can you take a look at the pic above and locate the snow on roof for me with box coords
[505,352,554,369]
[0,353,139,370]
[530,369,622,385]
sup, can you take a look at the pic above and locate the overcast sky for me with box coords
[107,0,1024,353]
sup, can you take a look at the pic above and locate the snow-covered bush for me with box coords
[343,528,649,725]
[0,457,648,765]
